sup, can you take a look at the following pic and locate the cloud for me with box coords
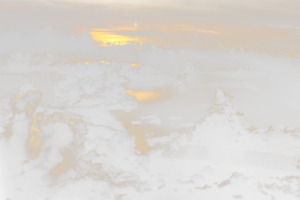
[246,126,259,135]
[157,183,166,190]
[0,26,27,48]
[195,184,212,191]
[140,115,161,124]
[41,24,53,34]
[214,172,249,189]
[231,194,244,200]
[176,73,190,86]
[169,116,181,120]
[9,89,43,115]
[181,28,221,34]
[256,175,300,200]
[56,70,137,112]
[0,89,152,199]
[170,88,246,149]
[116,62,170,90]
[173,61,194,90]
[267,24,300,30]
[6,46,72,72]
[131,121,141,124]
[78,28,94,44]
[20,83,35,93]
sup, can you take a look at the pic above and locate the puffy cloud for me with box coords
[214,172,249,189]
[0,89,152,199]
[78,28,94,44]
[6,46,70,72]
[263,126,278,137]
[9,89,43,115]
[280,127,300,140]
[256,175,300,200]
[170,88,246,149]
[246,126,259,135]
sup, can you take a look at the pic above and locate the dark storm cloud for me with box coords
[41,24,53,34]
[0,26,27,50]
[140,115,161,124]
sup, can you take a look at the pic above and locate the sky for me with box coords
[1,1,300,200]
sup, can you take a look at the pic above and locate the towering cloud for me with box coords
[78,28,94,44]
[170,88,246,149]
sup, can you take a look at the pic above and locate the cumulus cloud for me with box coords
[214,172,249,189]
[6,46,72,72]
[9,89,43,115]
[78,28,94,44]
[256,175,300,200]
[195,184,212,191]
[0,89,152,199]
[170,88,247,149]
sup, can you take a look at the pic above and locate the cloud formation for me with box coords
[0,26,27,48]
[0,89,152,199]
[170,88,246,149]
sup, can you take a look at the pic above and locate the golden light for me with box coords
[126,90,164,101]
[130,63,141,68]
[90,31,142,46]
